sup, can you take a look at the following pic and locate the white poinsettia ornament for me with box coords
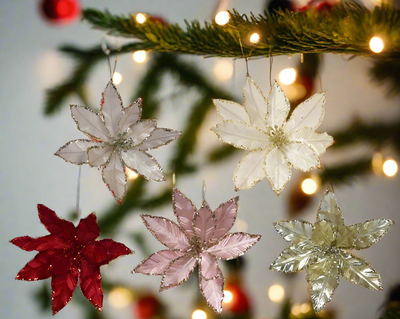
[55,80,181,203]
[211,76,333,195]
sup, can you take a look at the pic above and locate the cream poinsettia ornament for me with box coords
[55,81,181,203]
[211,76,333,195]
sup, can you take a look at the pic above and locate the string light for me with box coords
[108,287,133,309]
[249,32,260,44]
[125,168,139,180]
[223,290,233,303]
[300,303,311,313]
[135,13,147,24]
[383,159,398,177]
[279,68,297,85]
[213,60,233,81]
[369,36,384,53]
[291,303,301,316]
[132,50,147,63]
[192,309,207,319]
[268,284,285,303]
[112,72,122,85]
[301,178,317,195]
[215,11,230,25]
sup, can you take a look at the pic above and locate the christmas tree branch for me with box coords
[83,3,400,59]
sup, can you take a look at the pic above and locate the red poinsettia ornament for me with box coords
[11,204,133,314]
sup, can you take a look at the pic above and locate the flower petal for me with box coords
[119,98,142,133]
[80,258,103,311]
[136,128,182,151]
[134,250,185,276]
[101,80,123,137]
[87,145,113,167]
[121,149,165,182]
[206,233,261,260]
[15,251,54,281]
[283,142,320,171]
[213,99,250,123]
[76,213,100,245]
[11,235,68,252]
[51,265,79,314]
[234,150,268,191]
[311,220,336,249]
[194,202,215,243]
[55,139,100,165]
[339,251,383,291]
[160,254,197,291]
[273,220,313,244]
[172,188,197,238]
[200,252,219,279]
[141,215,190,251]
[306,255,339,314]
[317,188,344,225]
[285,92,326,133]
[199,265,224,314]
[212,120,270,151]
[288,128,333,155]
[212,197,238,240]
[37,204,76,241]
[354,219,394,250]
[70,105,110,141]
[81,239,132,266]
[263,148,292,195]
[102,152,127,203]
[126,119,157,146]
[243,76,268,129]
[266,81,290,128]
[336,224,358,249]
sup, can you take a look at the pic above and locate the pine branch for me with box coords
[83,3,400,58]
[370,58,400,98]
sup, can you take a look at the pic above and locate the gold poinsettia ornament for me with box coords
[270,188,394,313]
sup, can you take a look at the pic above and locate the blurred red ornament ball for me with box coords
[225,283,251,314]
[134,295,161,319]
[39,0,81,24]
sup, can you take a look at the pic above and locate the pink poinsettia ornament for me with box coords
[134,188,261,313]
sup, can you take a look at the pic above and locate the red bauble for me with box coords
[134,295,160,319]
[40,0,81,24]
[225,283,251,314]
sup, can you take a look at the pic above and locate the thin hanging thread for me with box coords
[101,35,121,81]
[320,167,335,192]
[172,171,176,188]
[238,37,249,76]
[269,55,274,89]
[76,166,82,223]
[232,58,236,91]
[202,180,207,202]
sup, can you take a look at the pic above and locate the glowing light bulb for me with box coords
[223,290,233,303]
[108,287,133,309]
[301,178,317,195]
[249,32,260,44]
[268,284,285,303]
[279,68,297,85]
[135,13,147,24]
[369,36,384,53]
[112,72,122,85]
[215,11,230,26]
[213,60,233,81]
[291,303,301,316]
[383,159,398,177]
[125,168,139,180]
[192,309,207,319]
[132,50,147,63]
[300,303,311,313]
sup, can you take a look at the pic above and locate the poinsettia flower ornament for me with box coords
[11,204,132,314]
[211,76,333,195]
[134,188,261,313]
[55,80,182,203]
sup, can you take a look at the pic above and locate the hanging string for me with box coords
[172,171,176,188]
[202,180,207,202]
[238,37,249,76]
[232,58,236,91]
[320,167,335,192]
[101,35,121,81]
[75,166,82,223]
[269,55,274,89]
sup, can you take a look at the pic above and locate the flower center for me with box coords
[187,236,202,257]
[109,134,134,151]
[267,126,289,148]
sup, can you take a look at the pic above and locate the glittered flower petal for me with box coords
[194,202,215,243]
[51,265,79,314]
[121,149,165,182]
[160,255,197,291]
[87,145,114,167]
[101,81,123,137]
[55,139,100,165]
[11,235,68,252]
[212,197,239,240]
[288,128,333,155]
[285,92,326,133]
[199,265,224,314]
[263,148,292,195]
[70,105,110,142]
[81,239,132,266]
[38,204,76,241]
[212,120,270,151]
[306,256,339,314]
[243,76,268,129]
[15,250,54,281]
[141,215,190,251]
[118,98,142,133]
[283,142,320,171]
[234,150,268,191]
[200,252,219,279]
[76,213,100,245]
[336,224,358,249]
[274,220,313,244]
[317,189,344,225]
[311,220,336,249]
[354,219,394,250]
[172,188,197,238]
[126,119,156,146]
[339,251,383,291]
[266,81,290,128]
[213,99,250,123]
[80,259,103,311]
[102,152,127,203]
[206,233,261,260]
[134,250,184,275]
[137,128,182,151]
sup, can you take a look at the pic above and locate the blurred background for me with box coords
[1,0,400,319]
